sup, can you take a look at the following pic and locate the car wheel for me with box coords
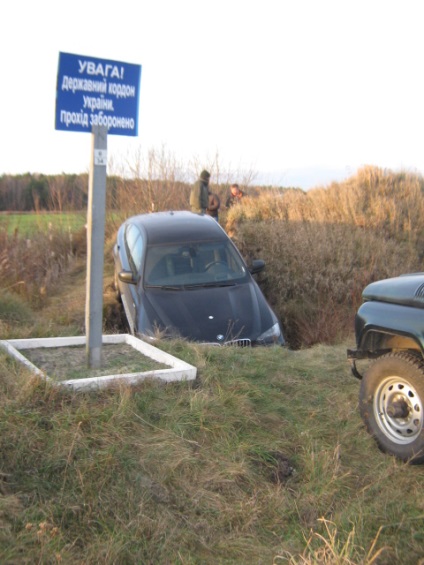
[359,352,424,463]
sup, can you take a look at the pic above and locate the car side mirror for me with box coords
[118,270,138,285]
[249,259,265,275]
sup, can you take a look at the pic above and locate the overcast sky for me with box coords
[1,0,423,189]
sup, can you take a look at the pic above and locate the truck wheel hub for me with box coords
[374,376,423,444]
[386,396,410,419]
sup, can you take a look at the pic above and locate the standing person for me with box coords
[225,183,244,208]
[206,190,220,221]
[190,170,210,214]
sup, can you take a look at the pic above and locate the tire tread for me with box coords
[359,351,424,464]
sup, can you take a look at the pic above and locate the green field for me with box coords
[0,211,87,235]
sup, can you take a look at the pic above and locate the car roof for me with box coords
[125,211,229,245]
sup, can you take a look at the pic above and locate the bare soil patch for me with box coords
[24,343,169,381]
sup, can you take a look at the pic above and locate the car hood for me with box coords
[141,282,277,344]
[362,272,424,309]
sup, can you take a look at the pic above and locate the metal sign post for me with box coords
[55,52,141,369]
[86,125,107,368]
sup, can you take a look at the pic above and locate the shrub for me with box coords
[226,167,424,347]
[235,220,420,347]
[0,225,77,307]
[0,291,33,324]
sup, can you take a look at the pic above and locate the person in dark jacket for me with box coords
[190,170,210,214]
[206,190,220,221]
[225,183,244,208]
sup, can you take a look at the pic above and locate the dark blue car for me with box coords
[113,211,284,346]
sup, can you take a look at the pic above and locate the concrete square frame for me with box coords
[0,334,197,391]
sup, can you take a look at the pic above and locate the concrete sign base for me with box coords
[0,334,197,391]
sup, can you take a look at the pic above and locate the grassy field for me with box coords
[1,335,423,564]
[1,256,424,564]
[0,211,87,235]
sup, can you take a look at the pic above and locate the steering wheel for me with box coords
[204,261,227,271]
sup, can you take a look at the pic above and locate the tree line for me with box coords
[0,173,193,213]
[0,174,90,212]
[0,173,276,215]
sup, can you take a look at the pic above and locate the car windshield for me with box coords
[144,241,248,287]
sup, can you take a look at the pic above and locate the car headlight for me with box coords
[257,322,282,344]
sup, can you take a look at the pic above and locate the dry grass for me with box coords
[1,339,424,564]
[225,166,424,347]
[234,219,420,347]
[226,166,424,245]
[0,224,85,308]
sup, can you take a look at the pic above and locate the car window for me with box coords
[144,241,248,286]
[125,224,144,273]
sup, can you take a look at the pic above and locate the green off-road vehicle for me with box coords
[348,273,424,463]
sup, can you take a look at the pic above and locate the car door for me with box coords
[121,223,144,334]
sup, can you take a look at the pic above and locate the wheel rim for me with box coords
[374,376,423,444]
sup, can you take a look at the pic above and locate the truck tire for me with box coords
[359,352,424,463]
